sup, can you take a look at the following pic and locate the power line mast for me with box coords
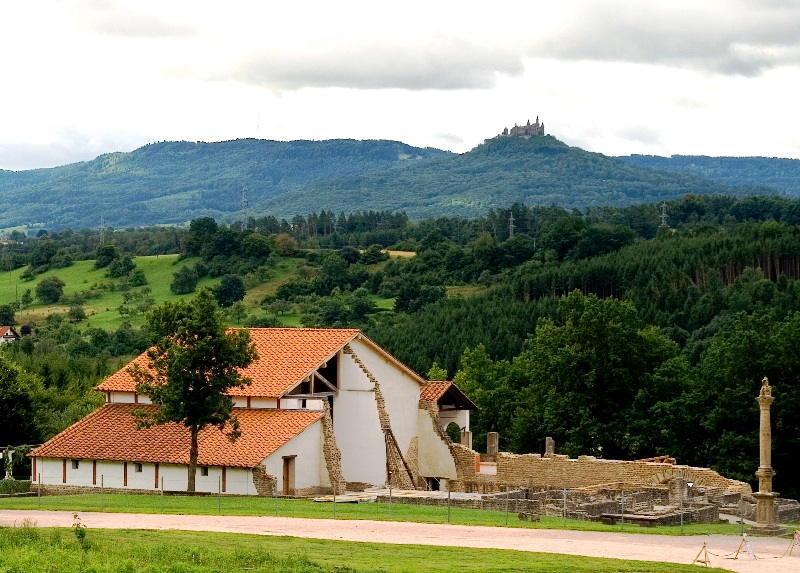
[99,215,106,245]
[240,186,250,231]
[508,211,516,238]
[659,201,669,228]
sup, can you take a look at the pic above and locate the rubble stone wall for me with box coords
[493,453,751,493]
[320,404,346,494]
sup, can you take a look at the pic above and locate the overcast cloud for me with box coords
[0,0,799,170]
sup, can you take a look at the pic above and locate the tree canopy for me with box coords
[130,289,258,491]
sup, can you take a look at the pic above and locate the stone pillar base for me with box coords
[748,524,787,536]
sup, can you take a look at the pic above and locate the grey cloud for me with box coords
[0,130,145,171]
[434,133,465,146]
[81,0,196,38]
[232,42,523,90]
[615,125,661,146]
[534,2,800,75]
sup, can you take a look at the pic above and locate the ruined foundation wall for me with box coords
[321,404,346,494]
[252,464,276,496]
[494,453,751,493]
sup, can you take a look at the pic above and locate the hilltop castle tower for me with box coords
[501,116,545,138]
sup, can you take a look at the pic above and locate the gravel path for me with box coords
[1,509,797,572]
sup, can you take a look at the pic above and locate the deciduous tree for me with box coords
[130,289,257,492]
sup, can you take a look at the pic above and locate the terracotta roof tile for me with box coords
[97,328,360,398]
[30,404,322,468]
[420,381,452,402]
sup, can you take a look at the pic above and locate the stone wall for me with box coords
[320,404,346,494]
[37,484,162,496]
[447,444,477,491]
[492,453,751,494]
[251,464,276,496]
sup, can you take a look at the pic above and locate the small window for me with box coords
[134,463,143,473]
[71,460,80,469]
[200,466,209,476]
[300,399,307,409]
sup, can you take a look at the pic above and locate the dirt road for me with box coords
[1,509,797,572]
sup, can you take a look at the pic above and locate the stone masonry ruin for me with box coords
[437,432,800,525]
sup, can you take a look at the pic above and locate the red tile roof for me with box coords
[30,404,322,468]
[419,380,478,410]
[420,381,452,402]
[97,328,361,398]
[0,326,19,338]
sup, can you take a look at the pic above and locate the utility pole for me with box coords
[240,186,250,231]
[659,202,669,227]
[508,211,515,239]
[99,216,106,245]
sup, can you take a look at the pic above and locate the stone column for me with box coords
[460,429,473,450]
[750,377,785,535]
[544,437,555,457]
[486,432,499,456]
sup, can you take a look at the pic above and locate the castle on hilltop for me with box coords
[500,116,545,138]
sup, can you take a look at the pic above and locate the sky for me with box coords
[2,0,800,170]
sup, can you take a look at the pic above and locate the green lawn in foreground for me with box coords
[0,525,729,572]
[0,494,744,536]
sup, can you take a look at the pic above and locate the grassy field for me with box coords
[0,494,745,536]
[0,524,729,572]
[0,254,399,331]
[0,255,220,330]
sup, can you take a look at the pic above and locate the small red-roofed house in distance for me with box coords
[0,326,20,344]
[31,328,475,495]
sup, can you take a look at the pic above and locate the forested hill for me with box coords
[260,135,763,218]
[0,139,449,229]
[619,154,800,195]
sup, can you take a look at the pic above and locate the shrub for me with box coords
[0,480,31,494]
[170,266,199,294]
[35,276,65,304]
[213,274,246,307]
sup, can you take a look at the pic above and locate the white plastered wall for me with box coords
[34,457,257,495]
[231,397,279,409]
[333,339,424,486]
[437,409,469,433]
[263,420,326,492]
[280,398,324,410]
[109,392,151,404]
[416,410,457,479]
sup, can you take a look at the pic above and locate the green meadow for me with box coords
[0,524,729,572]
[0,254,395,330]
[0,255,219,330]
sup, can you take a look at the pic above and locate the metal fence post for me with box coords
[563,488,567,526]
[388,483,392,518]
[447,489,451,523]
[505,492,510,526]
[37,473,41,508]
[218,477,222,514]
[160,477,164,513]
[621,491,625,530]
[332,481,337,519]
[100,475,104,511]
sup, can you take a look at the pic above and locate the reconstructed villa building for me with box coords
[30,328,476,495]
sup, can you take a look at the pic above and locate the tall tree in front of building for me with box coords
[130,289,257,492]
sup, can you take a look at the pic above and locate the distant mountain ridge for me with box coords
[0,139,449,229]
[0,135,786,230]
[258,135,766,219]
[619,154,800,195]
